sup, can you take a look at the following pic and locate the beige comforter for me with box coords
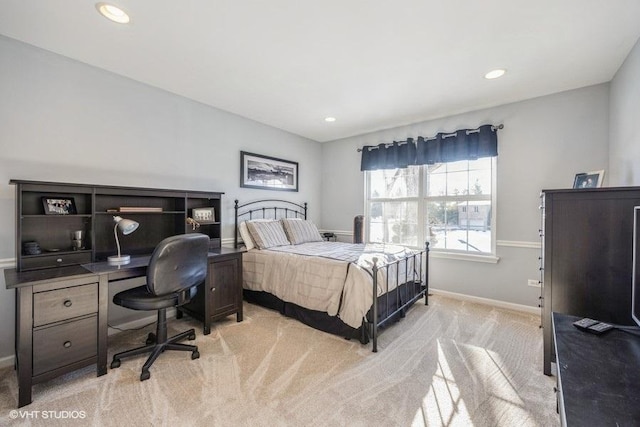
[242,242,419,328]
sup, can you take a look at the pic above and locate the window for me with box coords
[365,157,496,256]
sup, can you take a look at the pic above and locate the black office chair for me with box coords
[110,233,209,381]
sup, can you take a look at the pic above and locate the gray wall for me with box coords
[1,31,637,362]
[321,84,610,307]
[609,38,640,186]
[0,36,322,360]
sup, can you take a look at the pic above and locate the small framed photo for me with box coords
[192,207,215,222]
[240,151,298,192]
[573,170,605,189]
[42,197,77,215]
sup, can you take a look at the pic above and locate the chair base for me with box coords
[110,309,199,381]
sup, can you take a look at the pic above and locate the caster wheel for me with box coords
[110,359,121,369]
[140,370,150,381]
[188,333,196,341]
[146,333,156,345]
[191,350,200,360]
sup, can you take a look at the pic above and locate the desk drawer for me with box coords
[33,315,97,376]
[33,283,98,327]
[22,252,91,271]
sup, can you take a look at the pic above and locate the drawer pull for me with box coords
[56,258,63,263]
[63,299,72,307]
[211,287,216,292]
[63,341,72,348]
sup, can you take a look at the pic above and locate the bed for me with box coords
[234,199,429,351]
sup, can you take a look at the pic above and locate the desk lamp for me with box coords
[108,216,139,264]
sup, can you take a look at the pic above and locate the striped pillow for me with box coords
[246,220,291,249]
[281,218,323,245]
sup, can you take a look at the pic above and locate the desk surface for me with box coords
[553,312,640,426]
[4,247,245,289]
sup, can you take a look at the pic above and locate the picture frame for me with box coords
[42,197,77,215]
[240,151,298,192]
[192,207,215,222]
[573,170,605,189]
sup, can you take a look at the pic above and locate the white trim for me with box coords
[429,251,500,263]
[0,310,179,367]
[497,240,541,249]
[0,258,16,269]
[107,308,176,336]
[319,229,352,237]
[0,354,14,369]
[221,237,235,247]
[430,287,540,316]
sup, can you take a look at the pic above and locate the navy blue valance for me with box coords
[360,124,499,171]
[359,139,417,171]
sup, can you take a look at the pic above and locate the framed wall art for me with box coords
[240,151,298,192]
[573,170,605,189]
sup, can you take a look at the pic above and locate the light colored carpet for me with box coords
[0,295,559,426]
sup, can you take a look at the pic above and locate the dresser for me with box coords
[540,187,640,375]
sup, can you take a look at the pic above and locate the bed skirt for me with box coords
[243,279,426,345]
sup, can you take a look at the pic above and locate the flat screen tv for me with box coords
[633,207,640,327]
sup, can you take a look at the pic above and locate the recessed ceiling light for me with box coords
[96,3,130,24]
[484,69,506,79]
[324,117,336,123]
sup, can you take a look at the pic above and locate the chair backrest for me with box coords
[146,233,209,296]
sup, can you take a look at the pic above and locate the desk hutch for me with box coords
[4,180,244,407]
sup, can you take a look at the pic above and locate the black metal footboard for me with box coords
[368,242,430,352]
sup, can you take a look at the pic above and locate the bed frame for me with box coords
[234,199,429,352]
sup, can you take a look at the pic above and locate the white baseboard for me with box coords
[0,287,538,367]
[0,258,16,269]
[108,308,176,336]
[0,354,14,369]
[430,288,540,316]
[0,310,178,368]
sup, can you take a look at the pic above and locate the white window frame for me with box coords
[364,158,498,263]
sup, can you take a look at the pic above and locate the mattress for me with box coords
[242,241,420,328]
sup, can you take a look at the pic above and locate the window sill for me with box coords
[429,251,500,264]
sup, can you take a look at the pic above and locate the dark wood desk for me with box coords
[4,247,244,407]
[553,312,640,426]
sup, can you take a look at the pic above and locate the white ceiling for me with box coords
[1,1,640,142]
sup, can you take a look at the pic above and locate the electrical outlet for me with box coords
[528,279,541,288]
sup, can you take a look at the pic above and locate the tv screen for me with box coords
[633,207,640,327]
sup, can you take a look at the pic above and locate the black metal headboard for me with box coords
[234,199,307,248]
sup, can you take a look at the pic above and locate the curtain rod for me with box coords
[356,124,504,152]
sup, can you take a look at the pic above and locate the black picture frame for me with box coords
[240,151,298,192]
[42,197,77,215]
[192,207,216,222]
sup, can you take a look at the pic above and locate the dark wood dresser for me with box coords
[541,186,640,375]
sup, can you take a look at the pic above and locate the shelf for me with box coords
[23,249,92,258]
[96,211,185,215]
[22,214,92,218]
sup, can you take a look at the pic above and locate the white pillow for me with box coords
[281,218,323,245]
[246,220,291,249]
[239,221,255,250]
